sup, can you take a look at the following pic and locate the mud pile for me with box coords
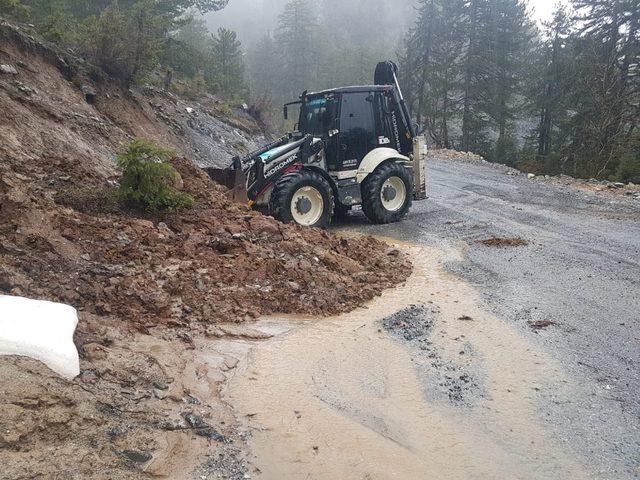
[0,21,410,479]
[1,156,408,334]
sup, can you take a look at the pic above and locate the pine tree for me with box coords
[248,33,281,96]
[425,0,467,148]
[209,27,246,97]
[275,0,318,99]
[535,5,573,161]
[461,0,493,153]
[485,0,536,165]
[569,0,639,177]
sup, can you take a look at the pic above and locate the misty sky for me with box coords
[205,0,572,46]
[531,0,570,22]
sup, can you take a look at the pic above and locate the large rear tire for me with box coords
[362,162,412,224]
[269,170,334,229]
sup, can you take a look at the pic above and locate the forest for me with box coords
[0,0,638,181]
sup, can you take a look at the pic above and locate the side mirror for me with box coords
[283,105,288,120]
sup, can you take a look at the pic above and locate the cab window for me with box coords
[300,97,338,136]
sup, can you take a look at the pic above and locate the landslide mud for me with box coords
[226,244,589,480]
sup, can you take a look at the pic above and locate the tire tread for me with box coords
[361,162,413,224]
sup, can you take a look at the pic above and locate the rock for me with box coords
[184,394,201,405]
[181,412,228,442]
[0,64,18,75]
[527,173,536,179]
[172,171,184,190]
[223,357,239,370]
[81,85,97,104]
[120,450,152,463]
[248,217,281,238]
[613,182,625,188]
[83,342,107,361]
[186,107,194,114]
[116,232,132,246]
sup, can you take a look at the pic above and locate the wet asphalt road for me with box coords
[346,159,640,479]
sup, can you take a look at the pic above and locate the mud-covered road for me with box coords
[226,157,639,480]
[348,157,640,479]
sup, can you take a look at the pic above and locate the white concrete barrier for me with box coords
[0,295,80,379]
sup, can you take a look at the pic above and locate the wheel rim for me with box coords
[380,176,407,212]
[291,186,324,226]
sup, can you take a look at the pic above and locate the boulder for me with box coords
[0,64,18,75]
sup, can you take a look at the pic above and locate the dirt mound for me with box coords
[1,156,408,333]
[0,21,411,479]
[477,237,529,248]
[0,20,409,332]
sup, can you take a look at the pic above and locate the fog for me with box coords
[205,0,569,48]
[205,0,416,48]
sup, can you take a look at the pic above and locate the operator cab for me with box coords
[287,86,414,173]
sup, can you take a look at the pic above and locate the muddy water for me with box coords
[226,244,589,480]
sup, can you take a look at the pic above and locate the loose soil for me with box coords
[477,236,529,247]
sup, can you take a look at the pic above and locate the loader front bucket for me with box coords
[205,166,248,204]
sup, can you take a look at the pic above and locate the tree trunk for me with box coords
[462,0,478,152]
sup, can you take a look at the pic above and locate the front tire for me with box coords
[362,162,413,224]
[269,170,334,228]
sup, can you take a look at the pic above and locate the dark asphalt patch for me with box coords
[381,305,484,406]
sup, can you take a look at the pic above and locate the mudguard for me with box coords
[356,148,410,184]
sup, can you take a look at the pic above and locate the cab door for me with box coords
[337,92,376,171]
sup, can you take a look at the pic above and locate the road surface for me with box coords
[347,157,640,479]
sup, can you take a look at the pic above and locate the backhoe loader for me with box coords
[208,61,427,228]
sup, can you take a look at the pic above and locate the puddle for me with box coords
[225,244,588,480]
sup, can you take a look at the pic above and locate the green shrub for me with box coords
[117,139,194,212]
[0,0,30,20]
[81,1,166,86]
[615,152,640,184]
